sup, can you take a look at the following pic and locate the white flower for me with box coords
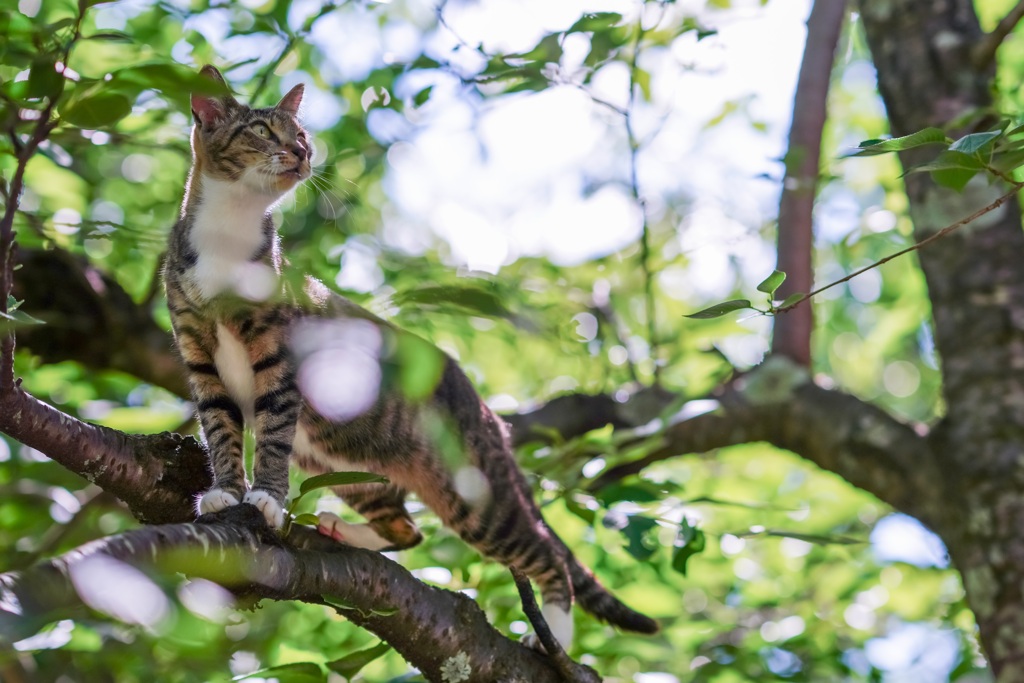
[440,651,472,683]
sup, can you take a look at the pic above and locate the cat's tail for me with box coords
[567,554,659,634]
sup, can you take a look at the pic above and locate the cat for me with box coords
[163,64,658,649]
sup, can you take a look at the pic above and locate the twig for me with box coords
[778,181,1024,312]
[593,301,640,384]
[625,11,660,384]
[509,567,600,683]
[974,0,1024,69]
[250,1,348,104]
[251,36,298,104]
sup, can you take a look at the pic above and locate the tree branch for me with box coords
[0,382,207,524]
[587,358,943,529]
[0,505,575,683]
[973,0,1024,69]
[772,0,847,365]
[776,180,1024,313]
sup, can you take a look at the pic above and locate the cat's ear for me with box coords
[276,83,304,116]
[191,65,238,128]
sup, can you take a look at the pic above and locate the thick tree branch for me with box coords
[588,359,943,529]
[772,0,847,365]
[0,383,208,523]
[504,385,675,447]
[0,505,579,683]
[973,0,1024,69]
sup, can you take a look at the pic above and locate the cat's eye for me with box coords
[252,123,271,139]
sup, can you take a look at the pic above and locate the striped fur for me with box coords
[165,66,657,649]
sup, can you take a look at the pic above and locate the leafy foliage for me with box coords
[0,0,989,681]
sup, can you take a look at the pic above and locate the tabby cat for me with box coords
[164,65,658,649]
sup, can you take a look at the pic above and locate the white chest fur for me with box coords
[189,175,279,301]
[214,323,255,423]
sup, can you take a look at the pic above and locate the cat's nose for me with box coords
[290,145,306,160]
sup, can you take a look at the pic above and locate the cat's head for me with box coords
[189,65,312,195]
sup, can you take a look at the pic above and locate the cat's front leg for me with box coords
[247,342,301,529]
[180,330,250,514]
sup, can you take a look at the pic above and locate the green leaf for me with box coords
[0,308,44,326]
[61,623,102,652]
[847,127,949,156]
[568,12,623,33]
[60,91,133,128]
[84,31,133,42]
[595,482,664,505]
[413,85,433,107]
[615,514,659,561]
[948,130,1002,154]
[777,292,806,309]
[231,662,325,682]
[992,148,1024,173]
[27,59,64,100]
[390,333,445,401]
[909,150,986,173]
[738,529,863,545]
[634,68,651,101]
[684,299,752,319]
[671,520,706,576]
[756,270,786,295]
[293,513,321,526]
[392,284,513,320]
[509,33,562,64]
[299,471,389,496]
[563,495,596,525]
[931,167,979,192]
[326,642,392,678]
[44,17,76,35]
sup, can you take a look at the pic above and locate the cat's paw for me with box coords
[316,511,348,543]
[521,633,544,652]
[520,606,574,653]
[198,488,240,515]
[316,512,391,550]
[243,489,285,529]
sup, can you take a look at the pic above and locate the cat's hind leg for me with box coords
[318,484,423,551]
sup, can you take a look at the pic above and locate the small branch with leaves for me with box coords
[686,122,1024,320]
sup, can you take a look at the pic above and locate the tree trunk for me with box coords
[860,1,1024,678]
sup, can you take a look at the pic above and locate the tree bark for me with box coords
[0,505,578,683]
[860,0,1024,677]
[588,359,943,529]
[0,382,208,524]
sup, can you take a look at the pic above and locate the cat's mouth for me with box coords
[278,166,305,178]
